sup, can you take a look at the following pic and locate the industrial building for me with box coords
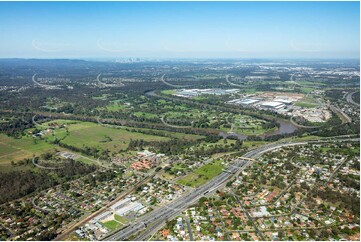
[260,101,285,110]
[114,201,144,216]
[273,98,293,105]
[175,88,239,98]
[110,198,132,211]
[239,98,260,105]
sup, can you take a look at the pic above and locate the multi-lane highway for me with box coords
[346,91,360,107]
[329,105,352,124]
[104,138,359,241]
[104,158,250,241]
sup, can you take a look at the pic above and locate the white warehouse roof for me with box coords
[261,101,284,107]
[115,202,144,216]
[110,198,131,211]
[273,99,293,104]
[240,99,259,105]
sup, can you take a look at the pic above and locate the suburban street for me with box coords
[103,137,358,241]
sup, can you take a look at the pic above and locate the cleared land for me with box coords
[0,119,203,170]
[101,220,123,231]
[0,133,57,171]
[177,159,224,187]
[294,95,320,108]
[44,121,169,152]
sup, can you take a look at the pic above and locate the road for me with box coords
[225,75,243,87]
[96,73,124,88]
[329,105,352,124]
[105,158,248,241]
[346,91,360,107]
[289,116,319,129]
[32,74,52,88]
[32,74,44,87]
[103,137,359,241]
[32,157,63,170]
[160,116,191,129]
[104,139,337,241]
[233,192,265,240]
[184,216,194,241]
[160,74,192,88]
[55,174,155,241]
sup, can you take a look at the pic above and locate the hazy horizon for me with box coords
[0,1,359,59]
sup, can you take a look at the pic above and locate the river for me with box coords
[145,90,299,140]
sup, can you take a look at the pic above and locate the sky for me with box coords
[0,1,359,59]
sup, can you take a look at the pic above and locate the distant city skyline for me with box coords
[0,1,359,59]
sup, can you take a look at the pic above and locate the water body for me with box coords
[263,120,298,137]
[219,120,298,140]
[145,90,299,140]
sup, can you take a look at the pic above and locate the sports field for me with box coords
[101,220,123,230]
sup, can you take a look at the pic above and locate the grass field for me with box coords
[101,220,123,230]
[0,120,160,170]
[161,90,177,95]
[43,119,203,150]
[43,120,170,152]
[0,118,204,171]
[133,112,159,119]
[294,102,319,108]
[243,140,268,149]
[177,159,224,187]
[0,133,58,171]
[299,87,314,94]
[106,103,128,111]
[220,114,275,135]
[294,95,320,108]
[114,214,128,224]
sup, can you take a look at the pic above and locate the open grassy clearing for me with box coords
[65,233,89,241]
[219,114,276,135]
[41,119,203,150]
[101,220,123,230]
[0,132,101,171]
[0,133,57,170]
[114,214,128,224]
[160,90,177,95]
[294,95,320,108]
[298,86,314,93]
[133,112,158,119]
[43,121,170,152]
[236,126,277,135]
[164,109,202,118]
[242,140,268,149]
[294,102,319,108]
[296,80,326,86]
[163,110,274,135]
[0,118,203,171]
[106,102,129,111]
[177,159,224,187]
[198,139,237,151]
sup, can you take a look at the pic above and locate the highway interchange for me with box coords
[104,136,359,241]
